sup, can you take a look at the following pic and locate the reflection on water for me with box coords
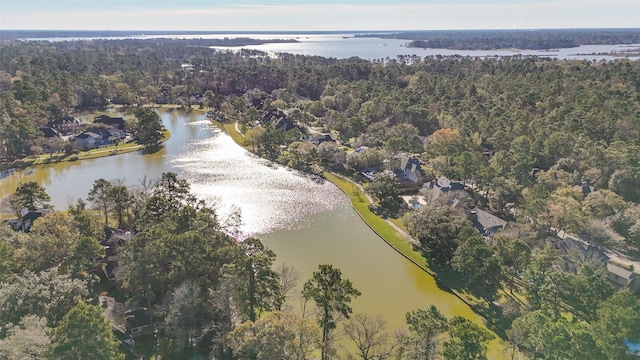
[171,128,345,235]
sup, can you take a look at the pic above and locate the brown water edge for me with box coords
[260,201,505,358]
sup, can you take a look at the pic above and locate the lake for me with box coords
[0,110,501,355]
[21,32,640,61]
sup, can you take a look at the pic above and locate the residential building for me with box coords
[94,115,126,130]
[46,116,81,135]
[9,208,50,232]
[468,207,507,236]
[607,261,639,290]
[422,176,464,200]
[310,134,335,146]
[392,154,425,185]
[74,131,102,149]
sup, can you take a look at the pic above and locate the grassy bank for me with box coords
[213,120,247,147]
[6,129,171,170]
[322,172,433,272]
[216,122,506,357]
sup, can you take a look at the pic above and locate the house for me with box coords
[606,261,639,290]
[94,115,125,130]
[577,181,595,197]
[39,126,61,138]
[468,208,507,236]
[260,110,298,132]
[98,295,140,358]
[74,129,126,149]
[310,134,335,146]
[74,131,102,149]
[100,227,132,280]
[392,154,425,185]
[126,308,154,338]
[423,176,464,199]
[550,236,608,261]
[47,116,81,135]
[9,208,50,232]
[274,116,296,132]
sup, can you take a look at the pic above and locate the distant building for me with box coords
[468,208,507,236]
[181,63,195,72]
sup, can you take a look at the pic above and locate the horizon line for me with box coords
[2,27,640,33]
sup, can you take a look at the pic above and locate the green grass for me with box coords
[322,172,434,273]
[213,121,247,148]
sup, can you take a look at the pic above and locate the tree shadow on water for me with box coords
[139,144,163,155]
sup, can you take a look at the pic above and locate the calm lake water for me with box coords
[23,32,640,61]
[0,110,501,355]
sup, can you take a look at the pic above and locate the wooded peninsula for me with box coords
[357,28,640,50]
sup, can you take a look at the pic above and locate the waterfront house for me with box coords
[74,131,102,149]
[468,207,507,236]
[74,128,126,149]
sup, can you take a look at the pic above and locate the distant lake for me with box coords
[21,32,640,61]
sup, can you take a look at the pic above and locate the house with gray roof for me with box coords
[392,154,425,186]
[74,131,102,149]
[607,261,639,290]
[422,176,464,200]
[468,207,507,236]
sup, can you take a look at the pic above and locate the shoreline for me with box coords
[214,120,507,347]
[1,106,176,172]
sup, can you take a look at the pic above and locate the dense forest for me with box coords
[1,37,640,359]
[357,28,640,50]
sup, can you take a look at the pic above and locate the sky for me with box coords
[1,0,638,31]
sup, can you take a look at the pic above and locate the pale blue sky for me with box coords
[1,0,638,30]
